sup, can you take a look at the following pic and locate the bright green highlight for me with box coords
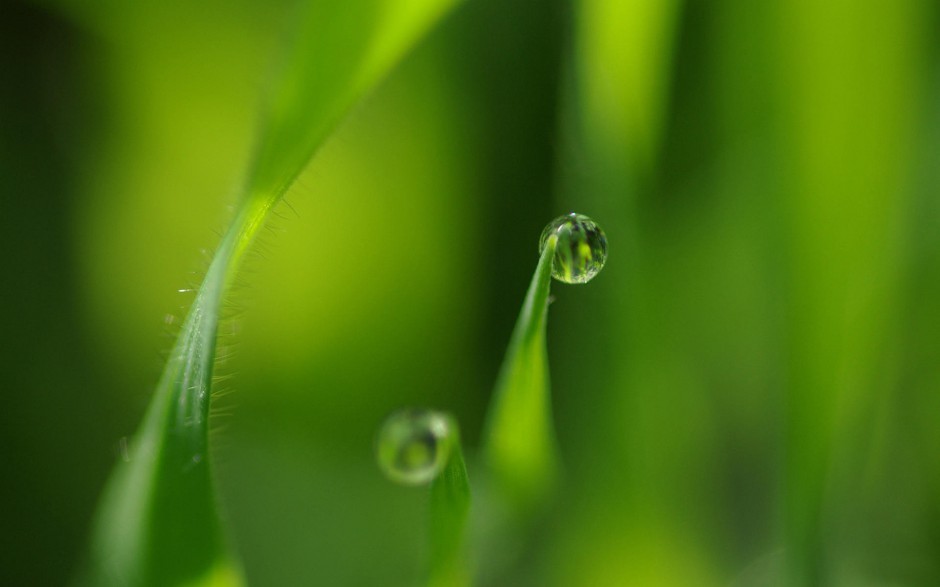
[79,1,461,585]
[576,0,681,169]
[539,213,608,284]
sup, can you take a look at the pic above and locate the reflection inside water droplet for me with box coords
[376,409,453,485]
[539,213,608,284]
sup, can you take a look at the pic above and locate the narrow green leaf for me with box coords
[79,1,460,585]
[428,425,471,587]
[482,236,558,513]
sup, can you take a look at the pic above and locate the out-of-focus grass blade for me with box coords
[79,1,460,585]
[429,427,471,587]
[775,2,926,584]
[550,1,723,585]
[575,0,681,174]
[482,237,557,514]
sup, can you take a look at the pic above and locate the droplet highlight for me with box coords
[376,409,454,485]
[539,213,608,284]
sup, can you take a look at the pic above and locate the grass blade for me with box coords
[80,1,460,585]
[482,236,558,513]
[429,425,471,587]
[774,2,925,583]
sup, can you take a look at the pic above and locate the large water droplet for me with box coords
[539,213,608,284]
[376,409,453,485]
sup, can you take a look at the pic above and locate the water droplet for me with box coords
[117,436,130,462]
[376,409,453,486]
[539,213,608,284]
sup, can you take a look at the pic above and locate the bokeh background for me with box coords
[2,0,940,585]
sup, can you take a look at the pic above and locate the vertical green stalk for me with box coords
[549,1,716,584]
[774,1,926,583]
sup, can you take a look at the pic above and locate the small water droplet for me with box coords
[118,436,130,462]
[539,213,608,284]
[376,409,453,486]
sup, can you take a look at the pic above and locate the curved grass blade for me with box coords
[428,423,471,587]
[482,236,558,514]
[79,1,461,585]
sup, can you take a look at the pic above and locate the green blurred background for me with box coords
[2,0,939,585]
